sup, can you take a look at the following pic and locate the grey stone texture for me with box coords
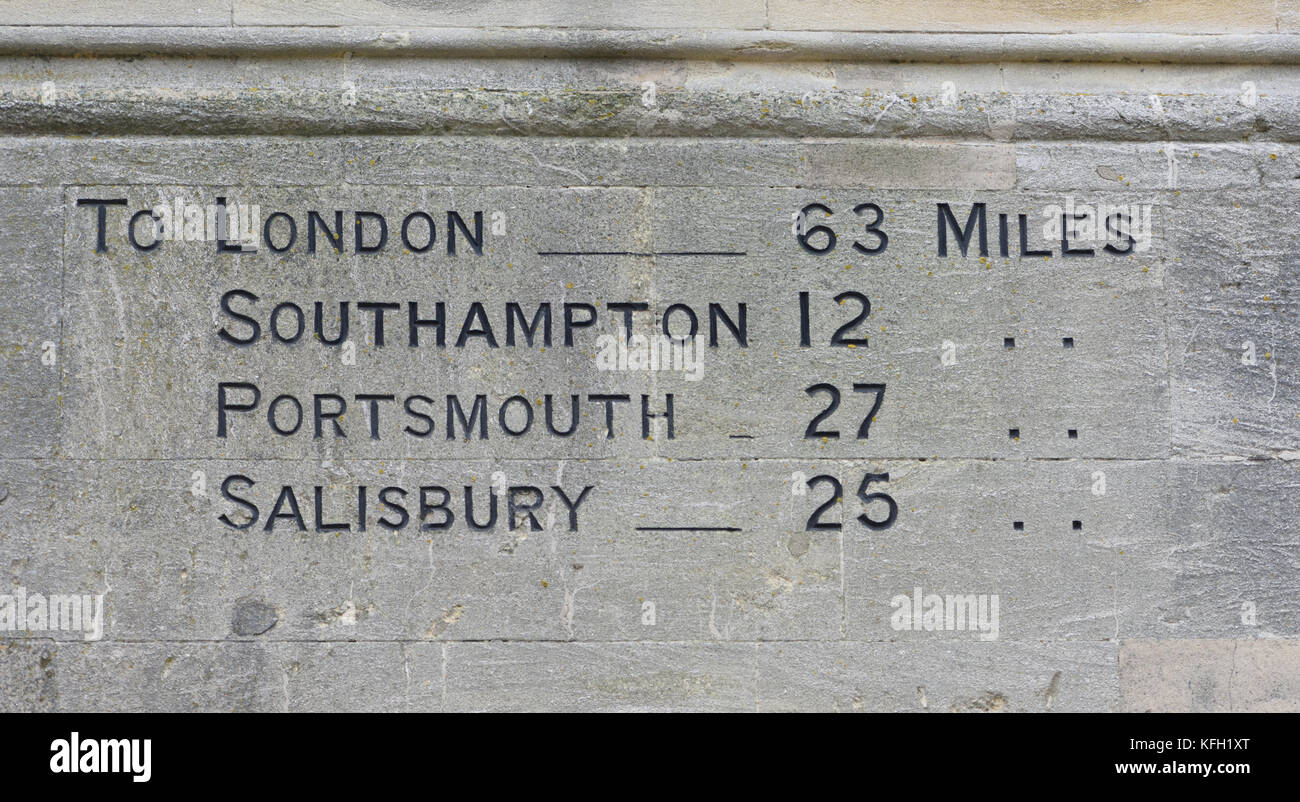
[0,189,62,459]
[1121,639,1300,712]
[0,6,1297,711]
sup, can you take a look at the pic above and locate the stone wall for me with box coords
[1,1,1298,711]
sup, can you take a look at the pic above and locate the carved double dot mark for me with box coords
[1005,335,1077,441]
[1007,335,1084,531]
[1012,520,1084,531]
[1002,335,1074,350]
[1002,335,1073,350]
[1008,427,1079,440]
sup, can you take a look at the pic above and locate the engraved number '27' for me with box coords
[804,382,886,439]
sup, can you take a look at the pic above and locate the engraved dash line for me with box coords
[536,250,747,257]
[634,526,743,532]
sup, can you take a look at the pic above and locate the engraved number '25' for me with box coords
[804,473,897,531]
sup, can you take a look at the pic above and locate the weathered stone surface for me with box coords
[234,0,768,29]
[769,1,1286,34]
[1157,461,1300,638]
[52,641,442,712]
[0,137,1015,190]
[757,641,1118,712]
[1121,639,1300,712]
[0,460,109,633]
[444,642,755,712]
[0,10,1297,713]
[842,459,1169,642]
[2,53,1300,141]
[0,1,231,26]
[1016,143,1267,192]
[0,640,57,712]
[1165,190,1300,457]
[0,189,63,459]
[0,137,348,188]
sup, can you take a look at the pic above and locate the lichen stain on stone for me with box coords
[425,603,465,639]
[587,670,721,699]
[313,599,373,628]
[950,690,1009,712]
